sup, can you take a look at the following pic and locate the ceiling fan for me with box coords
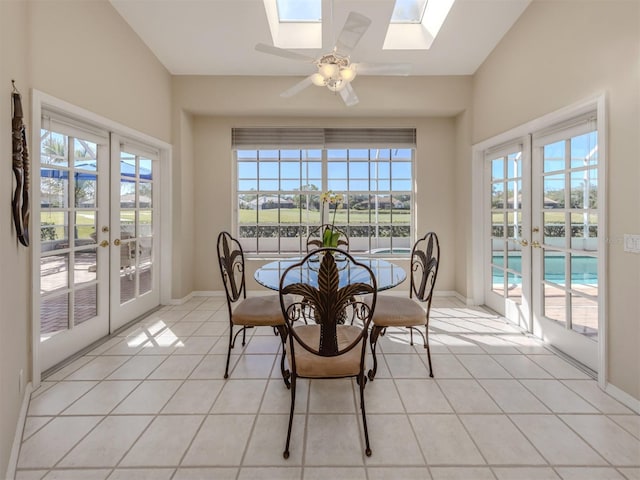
[255,11,412,107]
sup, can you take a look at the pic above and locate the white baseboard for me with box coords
[605,382,640,414]
[6,382,32,480]
[191,291,225,297]
[168,292,193,305]
[170,291,226,304]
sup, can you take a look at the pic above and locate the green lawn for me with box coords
[240,208,410,224]
[40,210,152,242]
[492,211,598,224]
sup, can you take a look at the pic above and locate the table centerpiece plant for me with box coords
[319,190,344,248]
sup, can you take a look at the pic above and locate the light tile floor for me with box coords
[15,297,640,480]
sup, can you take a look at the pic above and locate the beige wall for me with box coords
[190,114,458,295]
[454,110,472,298]
[472,0,640,399]
[170,109,196,299]
[174,75,472,298]
[28,0,172,142]
[173,75,471,117]
[0,0,171,475]
[1,0,30,476]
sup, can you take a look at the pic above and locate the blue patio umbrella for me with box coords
[40,160,152,180]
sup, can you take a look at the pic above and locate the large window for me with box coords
[234,128,415,255]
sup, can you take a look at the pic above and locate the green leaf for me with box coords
[322,227,335,247]
[330,231,340,247]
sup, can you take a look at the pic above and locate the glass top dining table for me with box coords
[254,255,407,291]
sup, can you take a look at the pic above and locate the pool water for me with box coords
[492,255,597,286]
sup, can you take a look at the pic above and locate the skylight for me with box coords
[390,0,428,24]
[263,0,322,48]
[276,0,321,23]
[383,0,456,50]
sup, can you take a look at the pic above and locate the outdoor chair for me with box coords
[368,231,440,380]
[279,248,377,458]
[216,231,289,387]
[306,224,349,252]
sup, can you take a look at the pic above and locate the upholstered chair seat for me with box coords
[232,296,283,326]
[370,296,426,327]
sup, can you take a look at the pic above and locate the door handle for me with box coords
[531,240,541,248]
[519,239,529,247]
[114,239,121,246]
[99,240,109,248]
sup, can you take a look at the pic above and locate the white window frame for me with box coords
[232,143,416,257]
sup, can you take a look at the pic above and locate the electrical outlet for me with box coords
[624,234,640,253]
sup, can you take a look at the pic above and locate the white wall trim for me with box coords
[6,382,32,480]
[595,94,608,390]
[471,93,607,384]
[169,292,194,305]
[605,383,640,414]
[30,89,173,388]
[191,291,225,297]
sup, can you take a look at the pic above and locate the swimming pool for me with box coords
[492,254,598,285]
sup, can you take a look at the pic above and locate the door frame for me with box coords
[31,90,173,389]
[471,93,607,386]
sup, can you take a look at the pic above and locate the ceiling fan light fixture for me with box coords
[326,79,347,92]
[257,11,393,106]
[319,62,339,80]
[310,72,326,86]
[339,66,356,82]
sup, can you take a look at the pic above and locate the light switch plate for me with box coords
[624,234,640,253]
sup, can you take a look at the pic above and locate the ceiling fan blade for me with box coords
[255,43,316,62]
[339,83,359,107]
[353,63,412,76]
[280,75,315,98]
[335,12,371,55]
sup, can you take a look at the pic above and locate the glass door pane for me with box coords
[110,137,160,331]
[118,151,154,305]
[532,123,599,371]
[39,123,109,371]
[485,144,531,330]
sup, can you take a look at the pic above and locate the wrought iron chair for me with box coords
[306,224,349,252]
[368,232,440,380]
[279,248,377,458]
[216,231,289,387]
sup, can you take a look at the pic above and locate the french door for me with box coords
[110,136,160,330]
[531,120,599,371]
[484,140,532,331]
[38,119,160,372]
[483,113,601,372]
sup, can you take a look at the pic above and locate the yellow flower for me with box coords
[321,190,343,205]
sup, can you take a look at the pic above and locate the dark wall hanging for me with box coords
[11,80,30,247]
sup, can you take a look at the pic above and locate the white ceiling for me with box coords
[110,0,531,77]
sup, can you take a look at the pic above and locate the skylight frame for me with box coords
[263,0,322,48]
[390,0,429,24]
[383,0,456,50]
